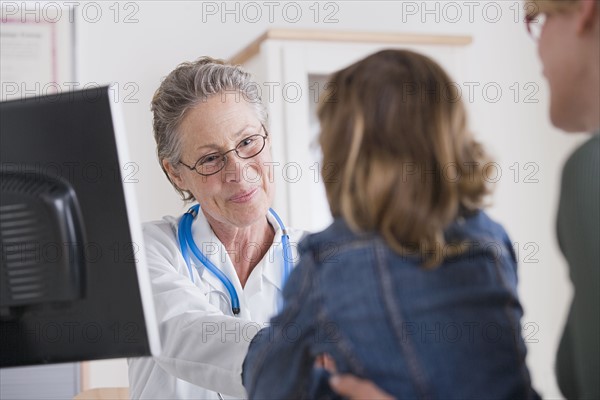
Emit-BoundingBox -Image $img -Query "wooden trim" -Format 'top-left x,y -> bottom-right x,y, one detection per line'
228,28 -> 472,65
228,31 -> 270,67
80,361 -> 90,391
74,387 -> 129,399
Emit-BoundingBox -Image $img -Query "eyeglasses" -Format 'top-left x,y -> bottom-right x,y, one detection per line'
179,124 -> 269,176
525,12 -> 547,41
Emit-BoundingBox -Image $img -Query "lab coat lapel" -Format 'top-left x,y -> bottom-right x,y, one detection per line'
258,212 -> 285,292
190,211 -> 245,303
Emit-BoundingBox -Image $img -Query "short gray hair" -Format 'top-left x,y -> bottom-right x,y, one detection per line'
151,56 -> 268,201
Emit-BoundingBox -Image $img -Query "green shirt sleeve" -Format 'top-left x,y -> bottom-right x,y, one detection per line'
556,133 -> 600,400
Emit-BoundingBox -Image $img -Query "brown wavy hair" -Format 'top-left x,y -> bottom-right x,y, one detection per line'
525,0 -> 583,14
317,49 -> 491,268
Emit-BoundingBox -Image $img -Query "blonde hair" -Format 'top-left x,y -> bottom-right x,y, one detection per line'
318,49 -> 491,268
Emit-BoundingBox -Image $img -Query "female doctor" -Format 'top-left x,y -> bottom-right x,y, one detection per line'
128,57 -> 304,399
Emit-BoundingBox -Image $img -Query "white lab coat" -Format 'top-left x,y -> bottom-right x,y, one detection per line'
128,210 -> 305,399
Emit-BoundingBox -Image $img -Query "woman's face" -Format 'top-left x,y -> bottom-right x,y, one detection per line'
167,94 -> 274,229
537,9 -> 587,132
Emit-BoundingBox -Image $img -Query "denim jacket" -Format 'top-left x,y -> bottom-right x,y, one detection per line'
243,211 -> 539,399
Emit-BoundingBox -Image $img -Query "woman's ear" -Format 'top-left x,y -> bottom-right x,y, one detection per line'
576,0 -> 599,35
162,159 -> 187,191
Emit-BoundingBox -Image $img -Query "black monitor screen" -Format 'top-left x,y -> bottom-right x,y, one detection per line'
0,86 -> 160,367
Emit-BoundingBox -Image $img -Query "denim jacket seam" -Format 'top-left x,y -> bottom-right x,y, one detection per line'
312,247 -> 369,376
314,238 -> 375,262
246,249 -> 318,398
491,251 -> 532,399
314,241 -> 373,377
373,241 -> 433,399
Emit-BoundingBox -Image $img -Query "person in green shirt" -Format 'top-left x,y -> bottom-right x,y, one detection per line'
527,0 -> 599,398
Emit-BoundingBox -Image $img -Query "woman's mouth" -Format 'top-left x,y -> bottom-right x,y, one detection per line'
228,188 -> 258,203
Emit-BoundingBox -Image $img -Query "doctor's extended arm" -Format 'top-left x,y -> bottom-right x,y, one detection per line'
141,223 -> 256,397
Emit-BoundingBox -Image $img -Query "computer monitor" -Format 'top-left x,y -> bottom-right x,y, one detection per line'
0,86 -> 160,367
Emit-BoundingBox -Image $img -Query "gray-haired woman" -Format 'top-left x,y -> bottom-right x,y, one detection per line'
128,57 -> 304,399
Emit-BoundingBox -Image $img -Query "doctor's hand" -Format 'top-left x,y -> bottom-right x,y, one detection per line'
321,355 -> 395,400
329,374 -> 395,400
314,353 -> 336,370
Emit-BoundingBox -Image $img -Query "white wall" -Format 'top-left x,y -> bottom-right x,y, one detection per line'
71,1 -> 586,397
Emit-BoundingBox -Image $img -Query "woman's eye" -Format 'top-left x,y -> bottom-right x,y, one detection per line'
240,137 -> 255,147
200,154 -> 220,164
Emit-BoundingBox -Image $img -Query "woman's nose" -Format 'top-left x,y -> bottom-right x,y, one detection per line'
221,153 -> 243,183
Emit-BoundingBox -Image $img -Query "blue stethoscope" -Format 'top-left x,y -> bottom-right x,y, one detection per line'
178,204 -> 293,315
